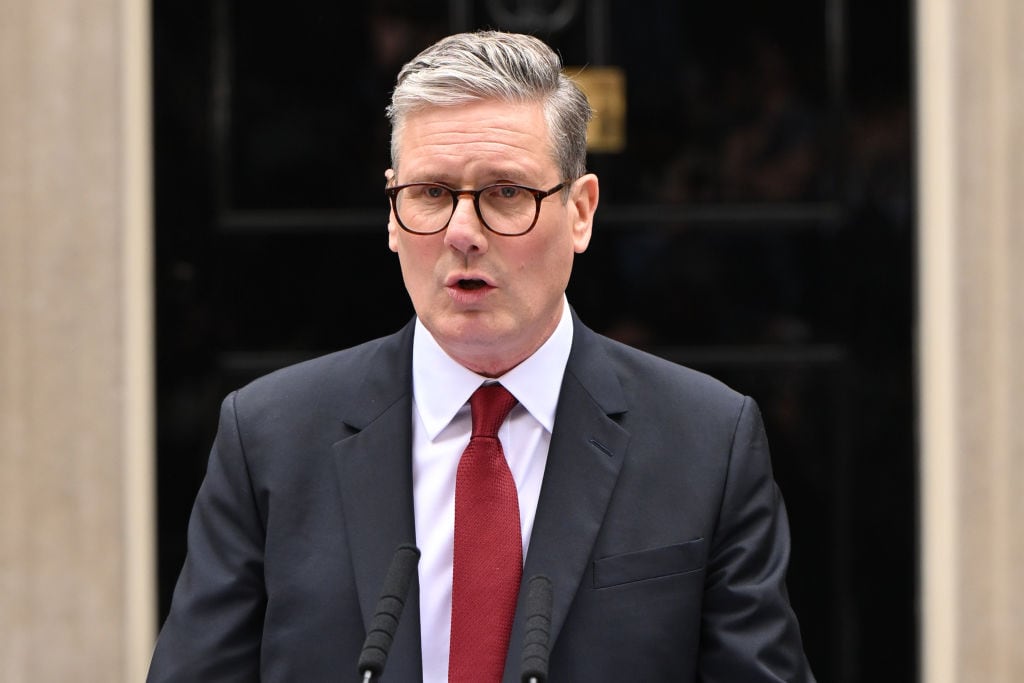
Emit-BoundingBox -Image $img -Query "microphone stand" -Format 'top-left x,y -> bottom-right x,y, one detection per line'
357,544 -> 420,682
520,575 -> 553,683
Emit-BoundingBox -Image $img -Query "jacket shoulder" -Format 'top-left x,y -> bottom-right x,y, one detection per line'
585,329 -> 748,417
231,321 -> 414,424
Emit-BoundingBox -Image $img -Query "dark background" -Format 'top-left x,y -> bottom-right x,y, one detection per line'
153,2 -> 915,680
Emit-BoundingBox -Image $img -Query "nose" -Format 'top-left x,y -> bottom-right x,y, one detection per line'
443,191 -> 489,255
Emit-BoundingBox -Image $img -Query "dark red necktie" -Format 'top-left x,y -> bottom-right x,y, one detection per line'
449,383 -> 522,682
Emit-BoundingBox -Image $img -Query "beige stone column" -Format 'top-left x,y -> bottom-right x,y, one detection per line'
918,0 -> 1024,681
0,0 -> 155,681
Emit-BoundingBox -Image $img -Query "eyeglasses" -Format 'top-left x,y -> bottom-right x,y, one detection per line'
386,182 -> 568,236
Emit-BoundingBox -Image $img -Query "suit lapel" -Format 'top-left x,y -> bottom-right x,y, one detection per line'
503,317 -> 631,681
332,321 -> 423,681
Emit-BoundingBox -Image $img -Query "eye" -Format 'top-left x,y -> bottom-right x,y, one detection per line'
424,185 -> 447,199
489,185 -> 524,201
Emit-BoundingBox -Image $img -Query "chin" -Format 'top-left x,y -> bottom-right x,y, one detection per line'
442,323 -> 510,350
435,318 -> 518,355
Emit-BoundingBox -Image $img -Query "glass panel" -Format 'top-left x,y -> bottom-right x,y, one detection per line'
226,3 -> 448,209
570,223 -> 842,346
598,0 -> 832,204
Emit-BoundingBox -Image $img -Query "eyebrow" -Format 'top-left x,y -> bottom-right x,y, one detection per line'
403,167 -> 538,187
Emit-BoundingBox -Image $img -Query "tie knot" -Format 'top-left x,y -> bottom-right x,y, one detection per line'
469,383 -> 518,438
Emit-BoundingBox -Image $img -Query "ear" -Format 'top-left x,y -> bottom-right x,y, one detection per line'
388,216 -> 400,253
385,168 -> 400,253
569,173 -> 599,253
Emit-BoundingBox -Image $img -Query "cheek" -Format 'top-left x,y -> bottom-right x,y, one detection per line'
396,247 -> 422,284
518,236 -> 575,290
396,237 -> 443,294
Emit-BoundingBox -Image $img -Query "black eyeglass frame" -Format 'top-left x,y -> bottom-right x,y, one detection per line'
385,181 -> 569,236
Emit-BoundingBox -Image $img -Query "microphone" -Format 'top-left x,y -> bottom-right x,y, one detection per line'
520,575 -> 553,683
357,543 -> 421,682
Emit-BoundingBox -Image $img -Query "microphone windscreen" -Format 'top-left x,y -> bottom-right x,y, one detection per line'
358,544 -> 421,677
521,574 -> 553,682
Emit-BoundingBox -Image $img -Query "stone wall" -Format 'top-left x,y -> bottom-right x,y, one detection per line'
918,0 -> 1024,681
0,0 -> 154,680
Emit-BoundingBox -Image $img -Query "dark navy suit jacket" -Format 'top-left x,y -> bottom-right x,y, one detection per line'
148,313 -> 815,681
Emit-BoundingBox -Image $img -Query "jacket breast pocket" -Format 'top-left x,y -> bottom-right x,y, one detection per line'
592,538 -> 706,589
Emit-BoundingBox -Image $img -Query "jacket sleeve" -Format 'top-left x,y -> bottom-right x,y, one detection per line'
147,391 -> 267,682
698,396 -> 817,682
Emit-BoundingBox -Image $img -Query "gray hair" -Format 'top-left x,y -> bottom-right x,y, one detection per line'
386,31 -> 593,183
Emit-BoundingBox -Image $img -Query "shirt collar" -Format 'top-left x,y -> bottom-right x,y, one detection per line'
412,296 -> 573,439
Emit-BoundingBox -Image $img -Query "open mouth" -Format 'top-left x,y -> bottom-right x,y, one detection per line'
457,279 -> 487,290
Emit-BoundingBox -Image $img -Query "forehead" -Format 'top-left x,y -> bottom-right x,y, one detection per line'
395,99 -> 557,182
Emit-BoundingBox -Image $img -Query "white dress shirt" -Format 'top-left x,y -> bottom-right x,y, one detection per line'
411,297 -> 573,682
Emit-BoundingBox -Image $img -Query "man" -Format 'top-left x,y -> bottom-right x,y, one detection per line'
149,30 -> 815,681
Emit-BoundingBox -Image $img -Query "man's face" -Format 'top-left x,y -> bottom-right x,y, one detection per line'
388,99 -> 598,376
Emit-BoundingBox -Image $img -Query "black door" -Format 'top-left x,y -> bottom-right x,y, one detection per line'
154,2 -> 915,680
